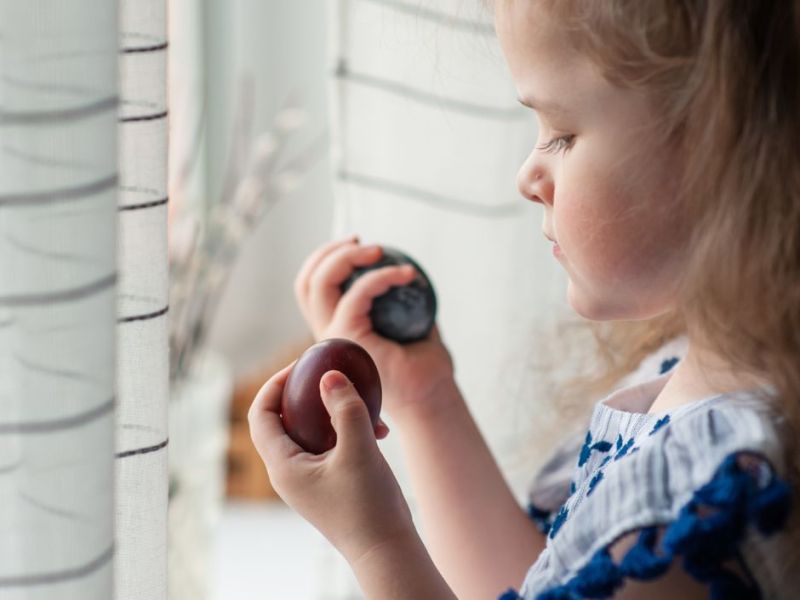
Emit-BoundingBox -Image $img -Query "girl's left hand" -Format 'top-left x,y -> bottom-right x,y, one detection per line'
248,361 -> 417,564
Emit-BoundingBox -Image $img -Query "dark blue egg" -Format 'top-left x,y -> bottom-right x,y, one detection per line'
340,246 -> 437,344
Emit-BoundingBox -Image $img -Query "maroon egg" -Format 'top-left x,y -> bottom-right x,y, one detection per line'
281,338 -> 382,454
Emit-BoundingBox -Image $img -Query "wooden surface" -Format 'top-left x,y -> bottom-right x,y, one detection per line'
225,334 -> 315,501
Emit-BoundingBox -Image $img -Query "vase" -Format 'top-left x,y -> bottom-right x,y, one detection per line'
167,349 -> 234,600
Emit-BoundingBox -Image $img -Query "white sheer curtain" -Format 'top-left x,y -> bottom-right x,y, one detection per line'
0,1 -> 119,598
116,0 -> 169,598
320,0 -> 571,596
0,0 -> 168,599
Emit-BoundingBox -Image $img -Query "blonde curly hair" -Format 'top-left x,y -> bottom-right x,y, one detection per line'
497,1 -> 800,484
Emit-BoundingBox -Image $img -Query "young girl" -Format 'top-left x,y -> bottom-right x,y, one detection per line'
248,1 -> 800,597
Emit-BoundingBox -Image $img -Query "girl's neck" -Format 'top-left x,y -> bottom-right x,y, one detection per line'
648,341 -> 772,414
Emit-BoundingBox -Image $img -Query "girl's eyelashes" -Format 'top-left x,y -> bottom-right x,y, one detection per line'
536,134 -> 575,154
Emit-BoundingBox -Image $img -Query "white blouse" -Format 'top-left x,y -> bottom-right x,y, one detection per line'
501,336 -> 798,599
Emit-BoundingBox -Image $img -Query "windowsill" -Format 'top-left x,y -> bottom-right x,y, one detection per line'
211,499 -> 330,599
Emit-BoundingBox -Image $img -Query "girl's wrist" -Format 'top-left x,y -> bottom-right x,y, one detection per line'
349,528 -> 457,600
390,376 -> 464,427
348,527 -> 422,571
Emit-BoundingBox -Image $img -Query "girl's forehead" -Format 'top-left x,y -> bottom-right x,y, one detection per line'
495,0 -> 577,62
496,6 -> 598,104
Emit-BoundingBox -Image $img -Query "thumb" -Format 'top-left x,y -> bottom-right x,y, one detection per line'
319,370 -> 376,457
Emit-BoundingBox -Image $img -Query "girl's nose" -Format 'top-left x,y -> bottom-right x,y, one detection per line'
516,156 -> 552,206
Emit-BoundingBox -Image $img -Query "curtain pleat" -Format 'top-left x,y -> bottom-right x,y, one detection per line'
116,0 -> 169,598
1,1 -> 169,597
0,1 -> 119,598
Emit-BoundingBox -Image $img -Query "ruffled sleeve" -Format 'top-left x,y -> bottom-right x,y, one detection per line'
523,336 -> 689,536
533,451 -> 792,599
503,396 -> 797,600
525,429 -> 585,534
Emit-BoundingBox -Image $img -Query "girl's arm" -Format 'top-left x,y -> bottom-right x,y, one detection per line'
351,530 -> 458,599
392,378 -> 546,600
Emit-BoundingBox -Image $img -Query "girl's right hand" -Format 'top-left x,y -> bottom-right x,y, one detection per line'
293,236 -> 457,418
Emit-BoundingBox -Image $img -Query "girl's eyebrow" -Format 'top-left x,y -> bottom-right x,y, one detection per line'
517,95 -> 569,116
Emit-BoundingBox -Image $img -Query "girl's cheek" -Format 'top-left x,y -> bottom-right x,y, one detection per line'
556,193 -> 627,276
554,191 -> 595,253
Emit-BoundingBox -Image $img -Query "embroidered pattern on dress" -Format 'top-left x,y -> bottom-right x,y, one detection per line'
546,416 -> 673,542
577,431 -> 613,467
649,415 -> 671,435
587,471 -> 604,496
531,452 -> 792,600
613,435 -> 636,461
549,506 -> 569,540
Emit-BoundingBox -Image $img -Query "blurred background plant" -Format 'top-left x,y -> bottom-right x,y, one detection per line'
168,78 -> 327,385
165,72 -> 327,600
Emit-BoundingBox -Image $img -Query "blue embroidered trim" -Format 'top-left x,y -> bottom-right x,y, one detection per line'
549,506 -> 569,540
532,452 -> 792,600
569,548 -> 621,597
578,431 -> 613,467
659,356 -> 680,374
587,471 -> 604,496
649,414 -> 671,435
528,503 -> 553,535
614,436 -> 635,460
498,588 -> 524,600
618,527 -> 672,578
593,440 -> 613,453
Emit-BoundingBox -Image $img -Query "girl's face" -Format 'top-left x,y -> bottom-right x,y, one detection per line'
496,2 -> 690,321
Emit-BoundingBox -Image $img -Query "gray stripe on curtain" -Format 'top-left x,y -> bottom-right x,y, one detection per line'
359,0 -> 495,34
115,0 -> 169,598
0,1 -> 119,597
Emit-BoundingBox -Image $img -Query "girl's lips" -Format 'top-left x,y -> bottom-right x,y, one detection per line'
543,231 -> 561,257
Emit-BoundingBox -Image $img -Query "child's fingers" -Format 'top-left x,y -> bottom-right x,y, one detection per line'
319,371 -> 378,459
248,361 -> 303,463
334,265 -> 417,326
375,418 -> 390,440
306,244 -> 387,326
249,361 -> 295,414
294,235 -> 358,306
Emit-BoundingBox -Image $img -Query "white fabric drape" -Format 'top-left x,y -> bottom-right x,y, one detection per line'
322,0 -> 570,596
0,1 -> 119,598
0,0 -> 168,598
116,0 -> 169,598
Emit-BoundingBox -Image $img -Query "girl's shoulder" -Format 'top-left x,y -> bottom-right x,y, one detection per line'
513,385 -> 797,600
525,334 -> 691,527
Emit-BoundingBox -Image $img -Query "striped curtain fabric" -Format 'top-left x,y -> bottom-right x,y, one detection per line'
321,0 -> 569,596
116,0 -> 169,598
0,0 -> 168,598
0,2 -> 119,597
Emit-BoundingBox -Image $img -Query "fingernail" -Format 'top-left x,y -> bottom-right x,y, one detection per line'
323,371 -> 348,392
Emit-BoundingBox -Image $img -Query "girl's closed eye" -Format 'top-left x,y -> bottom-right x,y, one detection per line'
536,134 -> 575,154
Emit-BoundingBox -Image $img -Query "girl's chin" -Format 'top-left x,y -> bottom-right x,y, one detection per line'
566,281 -> 618,322
568,281 -> 676,322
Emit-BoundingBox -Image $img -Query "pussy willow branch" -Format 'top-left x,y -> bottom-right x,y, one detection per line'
187,131 -> 330,378
169,81 -> 323,383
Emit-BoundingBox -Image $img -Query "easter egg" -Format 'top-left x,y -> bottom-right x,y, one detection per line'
281,338 -> 382,454
340,246 -> 437,343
